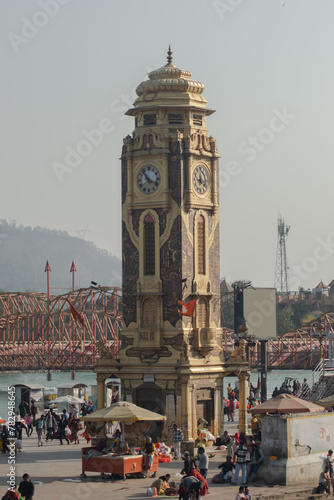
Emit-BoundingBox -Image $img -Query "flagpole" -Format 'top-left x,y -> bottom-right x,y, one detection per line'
70,261 -> 77,380
45,261 -> 52,381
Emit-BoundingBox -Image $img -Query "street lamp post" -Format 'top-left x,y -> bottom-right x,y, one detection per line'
314,320 -> 326,361
237,321 -> 249,435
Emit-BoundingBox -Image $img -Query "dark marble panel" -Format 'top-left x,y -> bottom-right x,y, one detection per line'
161,215 -> 182,326
169,139 -> 185,207
122,221 -> 138,327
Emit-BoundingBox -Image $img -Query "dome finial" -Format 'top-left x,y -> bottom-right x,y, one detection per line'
167,45 -> 173,65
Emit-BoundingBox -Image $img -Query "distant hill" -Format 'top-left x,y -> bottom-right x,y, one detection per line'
0,220 -> 121,292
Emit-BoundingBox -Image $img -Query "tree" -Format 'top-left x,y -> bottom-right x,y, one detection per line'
291,300 -> 312,328
277,304 -> 295,335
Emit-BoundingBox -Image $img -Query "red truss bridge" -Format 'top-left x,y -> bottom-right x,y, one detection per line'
0,286 -> 333,373
222,312 -> 334,370
0,287 -> 122,374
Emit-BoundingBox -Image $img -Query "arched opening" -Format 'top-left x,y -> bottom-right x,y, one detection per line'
144,214 -> 155,275
197,297 -> 207,328
142,298 -> 157,327
197,215 -> 205,275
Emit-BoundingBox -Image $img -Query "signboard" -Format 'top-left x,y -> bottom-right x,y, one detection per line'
31,389 -> 44,401
243,288 -> 277,339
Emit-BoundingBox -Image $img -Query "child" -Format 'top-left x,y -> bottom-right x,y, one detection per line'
235,485 -> 247,500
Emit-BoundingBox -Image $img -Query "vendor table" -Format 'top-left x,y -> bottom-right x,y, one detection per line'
81,447 -> 159,480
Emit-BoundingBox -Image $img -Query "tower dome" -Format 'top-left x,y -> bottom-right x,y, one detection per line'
127,46 -> 214,115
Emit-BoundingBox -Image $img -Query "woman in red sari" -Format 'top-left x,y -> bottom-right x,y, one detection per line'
189,461 -> 209,496
68,415 -> 80,444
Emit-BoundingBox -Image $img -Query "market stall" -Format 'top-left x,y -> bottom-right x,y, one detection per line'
81,447 -> 159,480
80,401 -> 166,480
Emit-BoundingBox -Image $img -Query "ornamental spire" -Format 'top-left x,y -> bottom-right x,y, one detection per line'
166,45 -> 173,65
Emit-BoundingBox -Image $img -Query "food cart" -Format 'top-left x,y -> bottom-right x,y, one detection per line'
81,447 -> 159,480
80,401 -> 165,480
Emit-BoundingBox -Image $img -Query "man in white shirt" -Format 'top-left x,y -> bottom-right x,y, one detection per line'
71,406 -> 79,418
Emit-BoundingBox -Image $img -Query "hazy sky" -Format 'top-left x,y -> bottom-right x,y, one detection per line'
1,0 -> 334,291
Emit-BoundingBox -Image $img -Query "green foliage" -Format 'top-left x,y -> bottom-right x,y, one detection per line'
291,300 -> 312,328
0,220 -> 121,292
277,304 -> 295,335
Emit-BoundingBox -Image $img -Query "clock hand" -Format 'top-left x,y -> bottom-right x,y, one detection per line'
143,172 -> 150,183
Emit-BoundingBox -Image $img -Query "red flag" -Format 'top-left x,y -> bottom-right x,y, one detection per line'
66,299 -> 84,325
178,298 -> 198,317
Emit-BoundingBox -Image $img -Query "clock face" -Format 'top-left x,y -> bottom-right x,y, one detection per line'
193,165 -> 209,194
137,165 -> 161,194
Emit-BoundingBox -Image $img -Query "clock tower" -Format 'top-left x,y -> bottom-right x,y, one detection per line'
97,48 -> 240,442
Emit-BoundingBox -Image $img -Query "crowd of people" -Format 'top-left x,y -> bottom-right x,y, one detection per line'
1,397 -> 94,453
147,440 -> 257,499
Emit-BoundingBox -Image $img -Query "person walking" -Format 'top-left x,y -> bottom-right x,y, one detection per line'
172,423 -> 184,459
58,414 -> 69,445
229,396 -> 235,422
18,474 -> 34,500
1,424 -> 10,454
223,399 -> 231,422
24,414 -> 33,437
45,411 -> 56,442
197,446 -> 209,479
141,436 -> 155,471
36,415 -> 45,447
233,441 -> 248,485
30,400 -> 38,427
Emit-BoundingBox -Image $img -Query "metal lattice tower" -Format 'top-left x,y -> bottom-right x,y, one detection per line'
274,214 -> 290,294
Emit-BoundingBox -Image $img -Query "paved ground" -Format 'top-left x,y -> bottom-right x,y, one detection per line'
0,415 -> 314,500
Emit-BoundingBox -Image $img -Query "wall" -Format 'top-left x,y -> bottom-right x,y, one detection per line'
257,412 -> 334,485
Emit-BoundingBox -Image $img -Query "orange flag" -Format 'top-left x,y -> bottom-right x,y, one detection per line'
178,298 -> 198,317
66,299 -> 84,325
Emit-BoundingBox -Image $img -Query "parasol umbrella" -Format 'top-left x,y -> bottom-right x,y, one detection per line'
80,401 -> 166,422
80,401 -> 166,445
49,395 -> 84,405
48,395 -> 84,414
316,395 -> 334,408
248,393 -> 325,414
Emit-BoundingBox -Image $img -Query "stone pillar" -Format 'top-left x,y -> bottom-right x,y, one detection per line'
191,388 -> 197,441
165,394 -> 176,429
238,372 -> 248,434
97,374 -> 106,410
181,380 -> 192,441
213,386 -> 220,438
